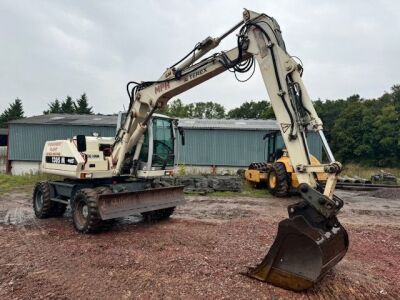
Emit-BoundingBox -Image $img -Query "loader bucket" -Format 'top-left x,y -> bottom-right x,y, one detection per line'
247,213 -> 348,291
97,186 -> 185,220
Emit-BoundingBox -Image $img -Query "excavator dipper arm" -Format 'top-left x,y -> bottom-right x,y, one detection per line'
111,9 -> 349,291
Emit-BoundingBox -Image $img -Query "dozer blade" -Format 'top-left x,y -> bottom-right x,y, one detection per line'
247,203 -> 349,291
97,186 -> 185,220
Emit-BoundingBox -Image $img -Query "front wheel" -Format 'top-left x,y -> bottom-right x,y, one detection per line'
72,188 -> 103,233
267,162 -> 289,197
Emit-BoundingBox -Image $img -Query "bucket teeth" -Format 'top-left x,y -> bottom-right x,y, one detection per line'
247,211 -> 349,291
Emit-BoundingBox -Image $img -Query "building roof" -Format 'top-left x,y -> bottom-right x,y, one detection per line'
9,114 -> 117,127
178,118 -> 279,131
9,114 -> 280,131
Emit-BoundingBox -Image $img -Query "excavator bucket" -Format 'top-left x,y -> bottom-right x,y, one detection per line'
247,202 -> 349,291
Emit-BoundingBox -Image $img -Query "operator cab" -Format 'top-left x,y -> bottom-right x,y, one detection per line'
263,130 -> 286,163
117,112 -> 177,177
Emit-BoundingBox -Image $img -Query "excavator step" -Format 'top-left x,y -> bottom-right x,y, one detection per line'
97,186 -> 185,220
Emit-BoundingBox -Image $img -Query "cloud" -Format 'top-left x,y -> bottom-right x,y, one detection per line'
0,0 -> 399,115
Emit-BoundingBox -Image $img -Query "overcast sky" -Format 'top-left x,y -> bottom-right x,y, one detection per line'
0,0 -> 399,116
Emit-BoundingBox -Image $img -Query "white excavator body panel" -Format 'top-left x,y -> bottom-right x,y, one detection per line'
41,115 -> 176,179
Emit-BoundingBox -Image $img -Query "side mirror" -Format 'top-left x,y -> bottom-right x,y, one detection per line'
178,128 -> 185,146
76,135 -> 87,152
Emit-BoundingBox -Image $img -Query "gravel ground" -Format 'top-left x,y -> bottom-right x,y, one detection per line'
0,188 -> 399,299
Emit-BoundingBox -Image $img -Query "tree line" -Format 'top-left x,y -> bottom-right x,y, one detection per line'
0,93 -> 93,127
158,99 -> 275,119
1,85 -> 399,166
159,85 -> 400,167
314,85 -> 399,167
43,94 -> 93,115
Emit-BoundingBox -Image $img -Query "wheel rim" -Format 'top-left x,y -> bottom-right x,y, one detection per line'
35,190 -> 43,211
82,205 -> 89,218
75,200 -> 88,227
269,173 -> 277,188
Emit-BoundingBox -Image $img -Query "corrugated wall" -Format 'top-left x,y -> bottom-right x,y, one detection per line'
177,129 -> 267,166
8,123 -> 322,166
8,124 -> 116,161
177,129 -> 322,166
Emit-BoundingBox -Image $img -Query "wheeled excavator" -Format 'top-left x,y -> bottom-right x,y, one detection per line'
33,9 -> 348,292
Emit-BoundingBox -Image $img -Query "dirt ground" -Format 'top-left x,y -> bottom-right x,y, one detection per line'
0,187 -> 399,299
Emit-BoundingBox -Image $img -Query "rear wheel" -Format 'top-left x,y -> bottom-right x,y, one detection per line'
33,181 -> 67,218
72,188 -> 103,233
267,162 -> 289,197
33,181 -> 54,218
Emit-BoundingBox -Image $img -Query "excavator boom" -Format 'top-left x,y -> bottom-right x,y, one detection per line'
110,9 -> 349,291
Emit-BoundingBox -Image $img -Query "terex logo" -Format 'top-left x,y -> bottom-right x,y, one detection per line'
155,82 -> 170,94
184,67 -> 207,82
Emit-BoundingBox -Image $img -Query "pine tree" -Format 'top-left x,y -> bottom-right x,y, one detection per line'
61,96 -> 76,114
74,93 -> 93,114
43,99 -> 62,114
0,98 -> 25,127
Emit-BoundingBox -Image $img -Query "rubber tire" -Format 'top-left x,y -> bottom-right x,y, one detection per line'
267,162 -> 289,197
72,188 -> 103,234
33,181 -> 55,218
141,207 -> 175,222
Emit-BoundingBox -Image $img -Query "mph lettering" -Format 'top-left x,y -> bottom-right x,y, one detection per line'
184,67 -> 207,82
154,82 -> 170,94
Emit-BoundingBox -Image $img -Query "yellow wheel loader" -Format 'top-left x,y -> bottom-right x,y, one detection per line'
34,9 -> 348,292
245,131 -> 327,197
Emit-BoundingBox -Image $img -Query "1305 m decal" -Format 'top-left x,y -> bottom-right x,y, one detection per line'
45,156 -> 77,165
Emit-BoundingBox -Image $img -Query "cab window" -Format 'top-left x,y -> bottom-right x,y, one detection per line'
152,118 -> 174,167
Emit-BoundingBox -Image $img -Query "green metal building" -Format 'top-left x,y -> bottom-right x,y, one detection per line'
177,118 -> 322,167
7,114 -> 322,174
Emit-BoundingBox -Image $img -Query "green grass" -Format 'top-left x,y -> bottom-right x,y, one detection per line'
0,173 -> 61,192
342,164 -> 400,180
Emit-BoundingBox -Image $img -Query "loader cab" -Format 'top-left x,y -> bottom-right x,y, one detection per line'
117,112 -> 177,177
263,130 -> 286,162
